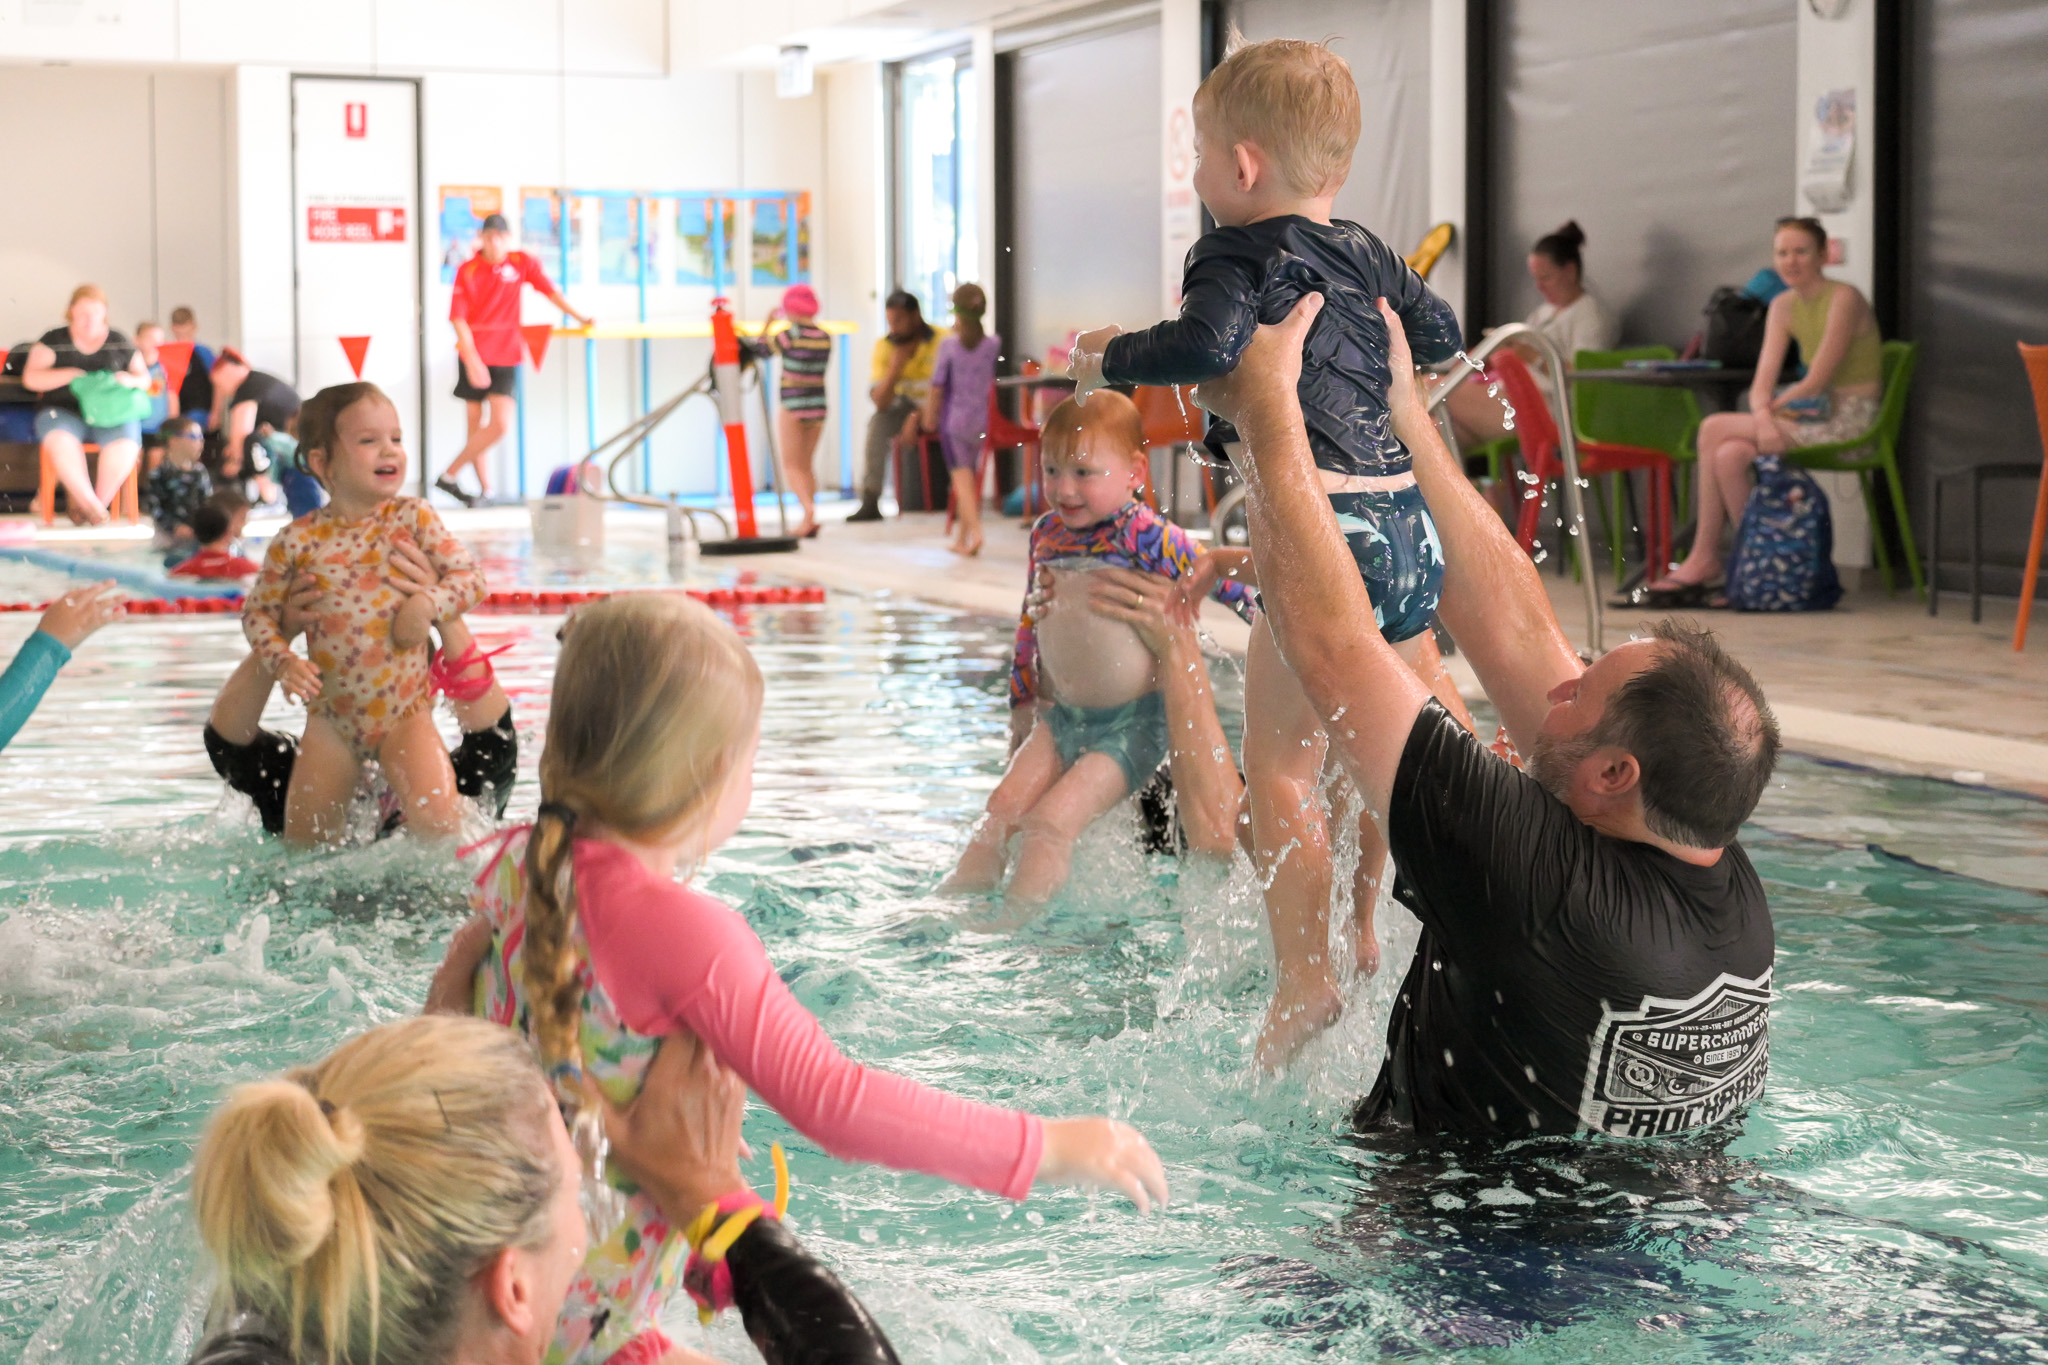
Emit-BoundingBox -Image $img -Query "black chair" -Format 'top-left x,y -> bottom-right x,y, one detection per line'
1929,463 -> 2041,621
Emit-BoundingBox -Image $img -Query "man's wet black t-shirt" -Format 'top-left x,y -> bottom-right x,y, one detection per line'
1359,703 -> 1774,1141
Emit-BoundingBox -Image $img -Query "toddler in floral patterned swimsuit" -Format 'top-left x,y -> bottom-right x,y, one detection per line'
243,381 -> 485,846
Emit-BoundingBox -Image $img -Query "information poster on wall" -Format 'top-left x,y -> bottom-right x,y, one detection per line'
750,193 -> 812,287
674,196 -> 737,287
595,198 -> 644,285
520,188 -> 581,284
438,185 -> 501,283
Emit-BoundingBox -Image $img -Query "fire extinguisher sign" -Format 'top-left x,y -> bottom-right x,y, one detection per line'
345,103 -> 367,138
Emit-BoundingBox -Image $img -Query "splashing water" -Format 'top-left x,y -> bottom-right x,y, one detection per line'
3,581 -> 2047,1363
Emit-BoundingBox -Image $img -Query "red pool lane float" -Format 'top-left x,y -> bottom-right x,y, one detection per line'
0,585 -> 824,619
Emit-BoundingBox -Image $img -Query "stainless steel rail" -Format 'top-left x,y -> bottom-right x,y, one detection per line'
1424,323 -> 1602,656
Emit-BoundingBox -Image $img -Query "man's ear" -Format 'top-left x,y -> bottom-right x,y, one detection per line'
475,1245 -> 540,1336
1588,748 -> 1640,799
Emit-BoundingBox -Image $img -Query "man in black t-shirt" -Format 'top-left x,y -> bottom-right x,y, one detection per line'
1199,294 -> 1779,1143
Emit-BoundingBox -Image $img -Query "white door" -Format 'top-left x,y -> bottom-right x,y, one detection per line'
292,77 -> 422,488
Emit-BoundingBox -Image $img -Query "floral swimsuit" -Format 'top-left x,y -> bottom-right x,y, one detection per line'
243,497 -> 484,761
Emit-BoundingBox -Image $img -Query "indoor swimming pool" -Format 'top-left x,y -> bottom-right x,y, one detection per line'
2,549 -> 2045,1364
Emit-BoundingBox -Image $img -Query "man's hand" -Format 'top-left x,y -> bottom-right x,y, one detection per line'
1194,294 -> 1321,433
36,582 -> 123,650
1068,325 -> 1121,399
601,1031 -> 751,1226
464,356 -> 492,391
279,574 -> 323,642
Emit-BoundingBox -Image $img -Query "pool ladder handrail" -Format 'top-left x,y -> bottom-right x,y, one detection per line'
600,372 -> 731,543
1424,322 -> 1601,658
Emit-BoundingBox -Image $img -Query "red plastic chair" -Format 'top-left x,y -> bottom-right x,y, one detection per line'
984,382 -> 1046,523
891,428 -> 941,516
1491,351 -> 1673,577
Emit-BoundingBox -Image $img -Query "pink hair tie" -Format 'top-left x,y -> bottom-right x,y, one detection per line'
429,642 -> 511,702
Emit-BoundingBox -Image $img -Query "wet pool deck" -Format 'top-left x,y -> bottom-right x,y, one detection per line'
14,500 -> 2046,796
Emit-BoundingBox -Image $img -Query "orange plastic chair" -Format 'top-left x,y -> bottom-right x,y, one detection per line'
35,443 -> 141,526
1132,383 -> 1206,515
2015,342 -> 2048,650
1491,351 -> 1673,578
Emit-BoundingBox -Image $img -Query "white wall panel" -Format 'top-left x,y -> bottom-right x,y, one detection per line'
179,0 -> 377,69
151,70 -> 234,340
567,0 -> 668,77
375,0 -> 561,74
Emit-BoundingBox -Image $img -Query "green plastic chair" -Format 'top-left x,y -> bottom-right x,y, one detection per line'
1779,339 -> 1923,597
1573,346 -> 1702,580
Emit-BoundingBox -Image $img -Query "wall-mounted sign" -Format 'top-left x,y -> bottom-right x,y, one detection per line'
308,204 -> 407,243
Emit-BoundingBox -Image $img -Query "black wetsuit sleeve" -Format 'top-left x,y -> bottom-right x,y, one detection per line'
727,1217 -> 901,1365
1391,269 -> 1464,367
1385,702 -> 1588,952
1101,250 -> 1263,386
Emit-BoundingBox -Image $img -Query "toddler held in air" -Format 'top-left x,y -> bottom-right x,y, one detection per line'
1071,38 -> 1473,1069
941,392 -> 1254,907
242,381 -> 484,846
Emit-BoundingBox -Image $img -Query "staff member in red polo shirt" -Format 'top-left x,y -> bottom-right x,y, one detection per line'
436,213 -> 591,506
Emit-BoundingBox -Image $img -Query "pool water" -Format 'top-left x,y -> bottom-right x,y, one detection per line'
3,551 -> 2046,1363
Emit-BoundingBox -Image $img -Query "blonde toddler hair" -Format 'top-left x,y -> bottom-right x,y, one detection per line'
1040,391 -> 1145,469
192,1015 -> 560,1365
1193,37 -> 1360,198
524,593 -> 764,1076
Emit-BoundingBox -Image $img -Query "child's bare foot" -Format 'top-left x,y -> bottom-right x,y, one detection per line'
1255,976 -> 1344,1072
1352,902 -> 1381,976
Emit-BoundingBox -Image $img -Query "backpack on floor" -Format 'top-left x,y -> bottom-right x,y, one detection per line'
1724,455 -> 1843,612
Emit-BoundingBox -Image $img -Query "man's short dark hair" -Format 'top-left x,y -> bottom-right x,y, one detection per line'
1595,620 -> 1780,848
191,504 -> 231,545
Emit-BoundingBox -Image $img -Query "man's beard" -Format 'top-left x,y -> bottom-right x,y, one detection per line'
1526,729 -> 1600,804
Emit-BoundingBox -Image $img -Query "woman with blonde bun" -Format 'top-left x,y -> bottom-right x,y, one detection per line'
437,592 -> 1168,1365
189,1015 -> 898,1365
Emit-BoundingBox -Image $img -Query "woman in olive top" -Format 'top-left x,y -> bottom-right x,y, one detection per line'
1646,216 -> 1883,600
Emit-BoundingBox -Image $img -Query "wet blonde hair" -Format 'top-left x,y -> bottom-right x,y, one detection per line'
524,593 -> 764,1074
1194,37 -> 1360,198
1040,392 -> 1145,470
192,1015 -> 559,1365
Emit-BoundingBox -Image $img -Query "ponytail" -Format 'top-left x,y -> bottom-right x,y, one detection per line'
193,1016 -> 558,1365
521,800 -> 587,1085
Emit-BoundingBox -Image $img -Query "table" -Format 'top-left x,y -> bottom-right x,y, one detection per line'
1572,366 -> 1755,391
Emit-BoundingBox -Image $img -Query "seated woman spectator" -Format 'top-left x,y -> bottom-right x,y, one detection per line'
1641,216 -> 1882,603
19,285 -> 154,524
850,290 -> 946,523
186,1014 -> 900,1365
1433,221 -> 1617,454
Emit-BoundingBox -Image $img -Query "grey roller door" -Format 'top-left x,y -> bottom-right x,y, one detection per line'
1486,1 -> 1794,347
1906,0 -> 2048,590
1007,18 -> 1163,365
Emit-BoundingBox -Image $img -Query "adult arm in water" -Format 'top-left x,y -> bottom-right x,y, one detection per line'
0,583 -> 122,753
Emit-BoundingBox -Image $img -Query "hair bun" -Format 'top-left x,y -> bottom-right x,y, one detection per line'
1555,220 -> 1586,247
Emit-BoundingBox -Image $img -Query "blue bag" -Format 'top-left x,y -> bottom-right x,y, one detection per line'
1723,455 -> 1843,612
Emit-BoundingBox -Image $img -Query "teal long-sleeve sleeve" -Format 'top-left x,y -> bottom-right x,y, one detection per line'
0,631 -> 71,753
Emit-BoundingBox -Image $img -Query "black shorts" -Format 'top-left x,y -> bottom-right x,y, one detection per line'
205,704 -> 519,833
454,364 -> 519,401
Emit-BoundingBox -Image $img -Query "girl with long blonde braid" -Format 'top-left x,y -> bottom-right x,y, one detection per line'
442,594 -> 1167,1365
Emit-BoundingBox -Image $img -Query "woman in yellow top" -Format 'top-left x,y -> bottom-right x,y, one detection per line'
849,289 -> 948,522
1648,216 -> 1883,600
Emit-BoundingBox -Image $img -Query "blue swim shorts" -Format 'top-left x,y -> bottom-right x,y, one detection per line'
1327,485 -> 1444,644
35,407 -> 142,448
1047,690 -> 1169,792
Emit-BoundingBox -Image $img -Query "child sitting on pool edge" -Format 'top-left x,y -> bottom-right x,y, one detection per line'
242,381 -> 484,846
939,392 -> 1255,907
428,593 -> 1167,1365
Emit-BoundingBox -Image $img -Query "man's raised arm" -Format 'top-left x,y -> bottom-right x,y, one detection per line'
1377,300 -> 1582,754
1198,295 -> 1428,824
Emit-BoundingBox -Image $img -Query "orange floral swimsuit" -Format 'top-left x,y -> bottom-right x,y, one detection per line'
243,497 -> 485,760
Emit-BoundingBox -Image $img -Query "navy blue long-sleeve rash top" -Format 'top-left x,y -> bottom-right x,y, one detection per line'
1102,216 -> 1463,477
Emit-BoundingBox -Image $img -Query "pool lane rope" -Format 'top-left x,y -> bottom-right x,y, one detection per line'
0,584 -> 828,618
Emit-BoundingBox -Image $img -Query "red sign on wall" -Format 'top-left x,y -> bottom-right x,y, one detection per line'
307,206 -> 408,243
345,103 -> 367,138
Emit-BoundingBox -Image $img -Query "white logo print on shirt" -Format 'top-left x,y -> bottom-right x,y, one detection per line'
1576,969 -> 1772,1137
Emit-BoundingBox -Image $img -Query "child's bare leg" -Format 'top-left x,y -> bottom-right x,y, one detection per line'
941,721 -> 1061,894
1245,619 -> 1342,1071
1005,752 -> 1131,907
282,714 -> 363,848
379,708 -> 463,841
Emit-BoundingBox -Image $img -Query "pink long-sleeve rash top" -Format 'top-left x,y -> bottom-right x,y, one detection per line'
573,839 -> 1044,1200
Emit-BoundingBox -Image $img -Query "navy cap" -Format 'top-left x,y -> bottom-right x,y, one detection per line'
479,213 -> 510,233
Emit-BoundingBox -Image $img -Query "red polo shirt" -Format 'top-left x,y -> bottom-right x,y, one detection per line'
450,250 -> 555,366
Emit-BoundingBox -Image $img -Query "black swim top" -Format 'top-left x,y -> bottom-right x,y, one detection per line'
1101,216 -> 1463,477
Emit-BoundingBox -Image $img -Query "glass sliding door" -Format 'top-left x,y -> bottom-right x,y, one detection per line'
891,50 -> 978,316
